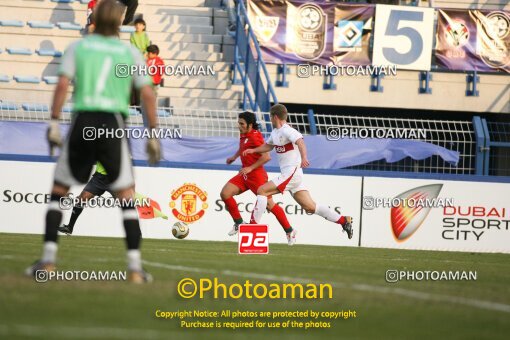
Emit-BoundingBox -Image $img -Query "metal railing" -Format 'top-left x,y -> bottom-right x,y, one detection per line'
483,121 -> 510,177
0,103 -> 260,138
3,101 -> 509,177
0,102 -> 494,176
232,0 -> 278,126
286,110 -> 478,175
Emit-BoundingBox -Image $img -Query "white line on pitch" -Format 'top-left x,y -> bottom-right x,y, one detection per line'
0,324 -> 175,339
142,260 -> 510,314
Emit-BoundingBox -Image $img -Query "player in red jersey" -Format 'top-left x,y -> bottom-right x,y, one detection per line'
221,111 -> 295,244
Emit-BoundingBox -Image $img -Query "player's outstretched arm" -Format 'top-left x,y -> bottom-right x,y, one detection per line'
296,138 -> 310,168
243,143 -> 274,156
226,149 -> 240,164
239,152 -> 270,176
140,85 -> 161,165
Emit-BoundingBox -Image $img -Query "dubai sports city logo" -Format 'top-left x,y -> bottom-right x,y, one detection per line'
391,184 -> 443,242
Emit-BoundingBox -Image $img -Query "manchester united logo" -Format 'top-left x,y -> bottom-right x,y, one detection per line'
169,183 -> 208,223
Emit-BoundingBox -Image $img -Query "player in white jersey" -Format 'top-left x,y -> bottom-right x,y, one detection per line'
244,104 -> 353,245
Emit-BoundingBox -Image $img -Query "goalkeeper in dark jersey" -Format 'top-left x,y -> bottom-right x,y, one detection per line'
57,161 -> 114,235
26,0 -> 161,283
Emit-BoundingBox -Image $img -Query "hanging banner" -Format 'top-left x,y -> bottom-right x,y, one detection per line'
248,0 -> 374,65
435,9 -> 510,73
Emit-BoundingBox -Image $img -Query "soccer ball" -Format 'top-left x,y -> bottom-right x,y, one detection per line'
172,221 -> 189,239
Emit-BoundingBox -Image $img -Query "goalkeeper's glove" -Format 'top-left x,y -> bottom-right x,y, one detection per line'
47,119 -> 62,156
146,137 -> 161,165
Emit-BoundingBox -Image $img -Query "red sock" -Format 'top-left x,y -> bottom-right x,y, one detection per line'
223,197 -> 242,221
270,204 -> 292,232
337,216 -> 346,226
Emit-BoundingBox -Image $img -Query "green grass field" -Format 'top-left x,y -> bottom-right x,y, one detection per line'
1,233 -> 509,339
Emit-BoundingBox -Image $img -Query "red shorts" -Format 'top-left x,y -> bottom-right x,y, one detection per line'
228,169 -> 270,197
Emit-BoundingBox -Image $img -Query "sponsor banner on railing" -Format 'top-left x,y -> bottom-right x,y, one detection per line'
248,0 -> 374,65
0,160 -> 362,247
360,177 -> 510,253
435,9 -> 510,73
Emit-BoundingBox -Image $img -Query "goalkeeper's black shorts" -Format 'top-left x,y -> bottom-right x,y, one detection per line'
53,111 -> 134,192
83,172 -> 114,197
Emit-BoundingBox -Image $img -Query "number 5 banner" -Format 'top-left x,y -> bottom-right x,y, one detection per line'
373,5 -> 435,71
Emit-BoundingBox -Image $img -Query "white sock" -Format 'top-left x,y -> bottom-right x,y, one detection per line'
250,195 -> 268,224
315,204 -> 341,223
42,241 -> 58,264
127,249 -> 142,272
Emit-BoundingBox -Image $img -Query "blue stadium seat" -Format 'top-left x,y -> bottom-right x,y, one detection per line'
14,76 -> 40,84
120,26 -> 135,33
0,75 -> 10,82
51,0 -> 75,3
57,22 -> 82,30
129,107 -> 141,115
6,47 -> 33,55
62,105 -> 73,113
28,21 -> 55,29
0,20 -> 24,27
0,102 -> 20,110
36,49 -> 63,57
43,76 -> 59,84
22,103 -> 49,112
157,109 -> 171,117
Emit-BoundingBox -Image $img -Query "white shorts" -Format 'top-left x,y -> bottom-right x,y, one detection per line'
271,167 -> 306,195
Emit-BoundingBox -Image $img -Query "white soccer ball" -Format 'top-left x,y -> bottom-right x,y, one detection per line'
172,221 -> 189,239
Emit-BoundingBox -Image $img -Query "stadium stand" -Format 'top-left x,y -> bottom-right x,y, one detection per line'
0,0 -> 242,109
